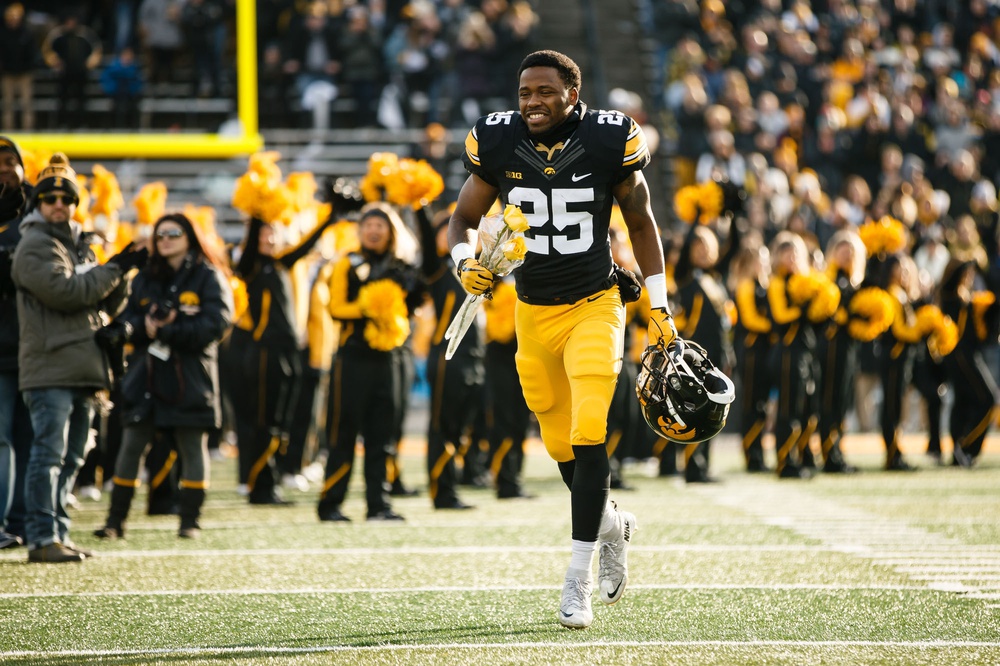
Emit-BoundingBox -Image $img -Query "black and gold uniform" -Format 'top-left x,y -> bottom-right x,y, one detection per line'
733,270 -> 771,472
319,245 -> 424,521
231,216 -> 333,504
671,224 -> 735,483
940,259 -> 1000,467
463,103 -> 648,461
416,207 -> 484,509
285,257 -> 339,481
815,265 -> 860,473
878,256 -> 923,471
767,262 -> 815,479
483,278 -> 533,499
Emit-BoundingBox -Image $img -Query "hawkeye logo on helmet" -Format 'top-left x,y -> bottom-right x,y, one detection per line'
657,416 -> 696,441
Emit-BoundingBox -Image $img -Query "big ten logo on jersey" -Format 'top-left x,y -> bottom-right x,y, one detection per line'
598,110 -> 625,126
505,171 -> 523,180
508,186 -> 596,256
486,111 -> 516,125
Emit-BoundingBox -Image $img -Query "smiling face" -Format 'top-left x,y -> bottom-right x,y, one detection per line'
518,66 -> 578,135
359,214 -> 392,254
154,220 -> 190,263
0,150 -> 23,195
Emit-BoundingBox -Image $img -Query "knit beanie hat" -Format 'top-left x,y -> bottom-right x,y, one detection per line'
33,152 -> 80,201
0,136 -> 23,167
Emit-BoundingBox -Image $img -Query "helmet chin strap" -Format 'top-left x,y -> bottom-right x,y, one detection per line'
663,395 -> 687,429
705,368 -> 736,405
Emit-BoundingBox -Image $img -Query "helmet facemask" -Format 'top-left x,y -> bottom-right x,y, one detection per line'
636,339 -> 735,443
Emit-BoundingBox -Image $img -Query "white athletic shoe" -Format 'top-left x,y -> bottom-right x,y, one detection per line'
281,473 -> 310,492
75,485 -> 102,502
558,572 -> 593,629
598,508 -> 636,605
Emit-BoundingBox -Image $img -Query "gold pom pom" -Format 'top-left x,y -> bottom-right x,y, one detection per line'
858,216 -> 908,257
848,287 -> 896,341
674,181 -> 724,225
929,317 -> 959,356
358,279 -> 410,351
133,182 -> 168,227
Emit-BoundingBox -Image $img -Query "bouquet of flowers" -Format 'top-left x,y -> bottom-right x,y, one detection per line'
443,204 -> 529,359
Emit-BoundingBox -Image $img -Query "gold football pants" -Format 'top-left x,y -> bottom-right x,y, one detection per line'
514,287 -> 625,462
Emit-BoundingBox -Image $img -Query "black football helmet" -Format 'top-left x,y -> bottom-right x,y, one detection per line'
636,339 -> 735,444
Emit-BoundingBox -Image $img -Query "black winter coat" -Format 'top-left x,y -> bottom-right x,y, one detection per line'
118,255 -> 232,429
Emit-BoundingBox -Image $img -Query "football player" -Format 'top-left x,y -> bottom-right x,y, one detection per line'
447,50 -> 676,629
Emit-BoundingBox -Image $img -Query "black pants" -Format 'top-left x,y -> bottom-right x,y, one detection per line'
231,332 -> 301,502
816,330 -> 854,467
281,350 -> 321,477
735,334 -> 770,470
426,349 -> 484,506
319,350 -> 398,516
912,346 -> 946,455
485,343 -> 531,497
605,355 -> 638,485
945,348 -> 998,462
145,429 -> 180,513
770,342 -> 815,475
386,345 -> 415,491
57,72 -> 88,127
879,345 -> 913,467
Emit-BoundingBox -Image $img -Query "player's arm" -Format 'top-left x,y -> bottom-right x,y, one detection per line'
614,170 -> 677,347
448,173 -> 500,295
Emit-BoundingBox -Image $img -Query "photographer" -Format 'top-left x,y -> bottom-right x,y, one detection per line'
12,153 -> 135,563
94,213 -> 232,540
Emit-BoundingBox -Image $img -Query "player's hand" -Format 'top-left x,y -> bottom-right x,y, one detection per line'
458,258 -> 495,295
648,307 -> 678,349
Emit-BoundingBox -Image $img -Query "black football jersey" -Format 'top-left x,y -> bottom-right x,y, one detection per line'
462,104 -> 651,304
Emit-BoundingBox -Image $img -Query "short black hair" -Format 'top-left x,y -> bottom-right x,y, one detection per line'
517,50 -> 582,91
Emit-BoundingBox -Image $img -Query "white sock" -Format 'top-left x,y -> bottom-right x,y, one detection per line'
568,540 -> 597,577
598,501 -> 620,542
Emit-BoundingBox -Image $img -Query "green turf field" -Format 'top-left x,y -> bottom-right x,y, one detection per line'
2,438 -> 999,665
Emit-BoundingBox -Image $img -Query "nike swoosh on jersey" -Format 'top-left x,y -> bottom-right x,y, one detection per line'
571,172 -> 591,182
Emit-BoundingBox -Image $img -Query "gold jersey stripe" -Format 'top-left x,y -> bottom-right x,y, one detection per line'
623,120 -> 648,166
465,127 -> 480,166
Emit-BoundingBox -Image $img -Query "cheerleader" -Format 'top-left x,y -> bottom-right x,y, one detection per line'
318,203 -> 425,521
230,214 -> 334,504
767,232 -> 814,479
815,230 -> 867,473
672,224 -> 736,483
877,254 -> 923,470
731,243 -> 772,472
938,258 -> 1000,467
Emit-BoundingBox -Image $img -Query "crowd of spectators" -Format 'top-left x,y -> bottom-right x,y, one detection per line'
0,0 -> 539,131
631,0 -> 1000,474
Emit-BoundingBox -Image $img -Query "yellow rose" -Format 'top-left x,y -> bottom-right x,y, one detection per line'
502,236 -> 527,262
503,204 -> 530,233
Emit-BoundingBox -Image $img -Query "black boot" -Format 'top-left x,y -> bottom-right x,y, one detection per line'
94,484 -> 135,539
178,487 -> 206,539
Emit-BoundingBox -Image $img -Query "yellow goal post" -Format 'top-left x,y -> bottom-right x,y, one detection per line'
8,0 -> 263,159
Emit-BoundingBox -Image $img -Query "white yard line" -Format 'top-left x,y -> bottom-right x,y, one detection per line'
6,639 -> 1000,659
702,483 -> 999,597
0,582 -> 928,599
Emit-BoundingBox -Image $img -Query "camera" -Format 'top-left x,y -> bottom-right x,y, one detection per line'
150,301 -> 174,321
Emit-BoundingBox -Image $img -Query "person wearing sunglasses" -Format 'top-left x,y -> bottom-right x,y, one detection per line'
94,213 -> 233,540
10,153 -> 140,563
